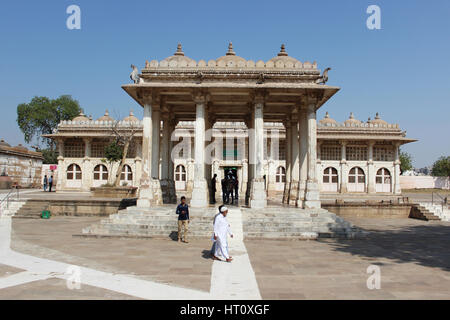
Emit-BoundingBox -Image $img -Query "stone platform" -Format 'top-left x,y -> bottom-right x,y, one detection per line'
80,205 -> 367,240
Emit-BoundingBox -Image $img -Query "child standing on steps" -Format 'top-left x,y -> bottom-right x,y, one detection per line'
176,196 -> 190,243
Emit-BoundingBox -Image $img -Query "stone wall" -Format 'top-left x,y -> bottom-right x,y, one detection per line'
323,203 -> 412,218
0,154 -> 43,188
400,176 -> 450,190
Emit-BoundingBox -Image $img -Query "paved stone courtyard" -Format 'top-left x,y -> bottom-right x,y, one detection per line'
0,213 -> 449,300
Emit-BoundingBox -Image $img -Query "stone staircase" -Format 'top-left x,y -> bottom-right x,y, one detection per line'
411,203 -> 442,221
416,202 -> 449,221
82,206 -> 217,239
0,200 -> 26,217
13,200 -> 49,219
242,207 -> 367,240
81,205 -> 367,240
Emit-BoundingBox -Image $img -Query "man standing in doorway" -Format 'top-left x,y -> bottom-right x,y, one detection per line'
211,174 -> 217,204
212,206 -> 233,262
176,196 -> 190,243
48,175 -> 53,192
43,175 -> 48,192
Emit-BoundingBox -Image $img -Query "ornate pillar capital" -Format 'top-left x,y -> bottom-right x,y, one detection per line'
192,90 -> 210,104
251,89 -> 268,104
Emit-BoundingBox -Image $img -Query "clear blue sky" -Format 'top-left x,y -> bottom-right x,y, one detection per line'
0,0 -> 449,167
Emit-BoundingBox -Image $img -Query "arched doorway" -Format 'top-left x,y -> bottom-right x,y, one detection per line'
67,164 -> 82,188
93,164 -> 108,187
322,167 -> 338,192
376,168 -> 391,193
175,165 -> 186,190
348,167 -> 365,192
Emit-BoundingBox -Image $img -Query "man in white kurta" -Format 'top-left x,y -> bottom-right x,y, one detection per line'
213,207 -> 233,262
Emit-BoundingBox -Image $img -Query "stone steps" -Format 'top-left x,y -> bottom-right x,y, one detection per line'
13,200 -> 49,219
412,204 -> 441,221
82,205 -> 367,240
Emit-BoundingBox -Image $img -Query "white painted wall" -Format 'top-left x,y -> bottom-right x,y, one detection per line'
400,176 -> 450,190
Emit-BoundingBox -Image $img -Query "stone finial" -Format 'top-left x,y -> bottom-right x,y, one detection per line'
105,109 -> 109,116
129,110 -> 134,116
325,111 -> 330,118
375,112 -> 380,119
174,43 -> 184,56
368,117 -> 371,122
226,42 -> 236,56
278,44 -> 288,56
349,112 -> 354,119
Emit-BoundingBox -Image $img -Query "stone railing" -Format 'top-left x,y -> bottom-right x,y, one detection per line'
318,122 -> 400,129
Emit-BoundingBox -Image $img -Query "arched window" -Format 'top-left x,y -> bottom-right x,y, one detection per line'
376,168 -> 391,193
67,164 -> 82,180
275,166 -> 286,183
121,165 -> 133,181
348,167 -> 365,192
175,165 -> 186,182
323,167 -> 339,192
93,164 -> 108,180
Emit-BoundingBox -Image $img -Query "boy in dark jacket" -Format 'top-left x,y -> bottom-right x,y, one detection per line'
176,196 -> 190,243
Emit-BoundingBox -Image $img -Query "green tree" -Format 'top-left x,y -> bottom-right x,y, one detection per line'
41,149 -> 58,164
17,95 -> 81,151
431,156 -> 450,177
399,151 -> 413,174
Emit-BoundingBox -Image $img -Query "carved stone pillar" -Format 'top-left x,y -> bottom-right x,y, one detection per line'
137,93 -> 154,208
304,101 -> 320,209
289,115 -> 299,206
56,138 -> 65,191
367,141 -> 376,194
393,142 -> 402,194
298,107 -> 308,208
340,141 -> 348,194
159,112 -> 171,203
283,120 -> 291,204
81,138 -> 92,192
191,92 -> 208,207
250,92 -> 267,208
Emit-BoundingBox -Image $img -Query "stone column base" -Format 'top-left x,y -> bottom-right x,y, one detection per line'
250,178 -> 267,209
151,179 -> 163,205
296,181 -> 306,208
191,179 -> 208,208
137,180 -> 153,208
289,180 -> 299,206
304,180 -> 321,209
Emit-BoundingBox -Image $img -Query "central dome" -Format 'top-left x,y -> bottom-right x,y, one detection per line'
215,42 -> 247,68
267,44 -> 302,68
159,43 -> 197,68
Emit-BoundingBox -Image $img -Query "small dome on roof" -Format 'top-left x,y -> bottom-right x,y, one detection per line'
0,139 -> 11,147
344,112 -> 362,126
267,44 -> 301,68
97,110 -> 114,122
123,110 -> 138,122
14,144 -> 28,151
73,111 -> 89,122
216,42 -> 247,67
160,43 -> 197,67
319,112 -> 338,125
369,113 -> 388,125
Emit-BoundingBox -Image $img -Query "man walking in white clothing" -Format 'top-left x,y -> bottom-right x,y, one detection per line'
212,206 -> 234,262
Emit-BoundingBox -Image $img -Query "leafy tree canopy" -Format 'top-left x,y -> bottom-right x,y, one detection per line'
104,141 -> 123,164
431,156 -> 450,177
41,149 -> 58,165
17,95 -> 81,149
399,151 -> 413,174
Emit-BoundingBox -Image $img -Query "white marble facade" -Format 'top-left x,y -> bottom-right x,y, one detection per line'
44,44 -> 416,208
